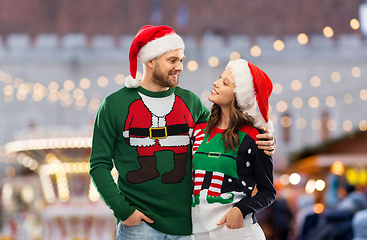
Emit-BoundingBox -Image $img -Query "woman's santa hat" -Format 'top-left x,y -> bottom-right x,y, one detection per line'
227,59 -> 274,133
125,25 -> 185,88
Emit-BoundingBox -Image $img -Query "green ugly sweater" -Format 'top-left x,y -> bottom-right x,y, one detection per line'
191,123 -> 276,233
89,86 -> 209,235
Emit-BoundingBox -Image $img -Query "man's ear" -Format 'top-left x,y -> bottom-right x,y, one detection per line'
146,59 -> 155,69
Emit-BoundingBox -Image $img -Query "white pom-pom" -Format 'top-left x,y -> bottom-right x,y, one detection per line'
251,112 -> 274,134
125,76 -> 140,88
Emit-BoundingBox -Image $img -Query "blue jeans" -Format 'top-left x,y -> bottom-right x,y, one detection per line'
116,221 -> 194,240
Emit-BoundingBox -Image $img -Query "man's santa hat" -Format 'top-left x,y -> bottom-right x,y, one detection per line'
227,59 -> 274,133
125,25 -> 185,88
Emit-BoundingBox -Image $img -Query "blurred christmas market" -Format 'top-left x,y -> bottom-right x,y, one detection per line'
0,0 -> 367,239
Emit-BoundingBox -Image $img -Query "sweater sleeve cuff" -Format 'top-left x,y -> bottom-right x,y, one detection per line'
114,204 -> 136,222
234,202 -> 254,219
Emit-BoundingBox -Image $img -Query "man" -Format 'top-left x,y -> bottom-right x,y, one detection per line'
89,25 -> 275,239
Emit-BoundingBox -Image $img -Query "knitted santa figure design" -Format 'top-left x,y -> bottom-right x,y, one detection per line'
121,25 -> 196,185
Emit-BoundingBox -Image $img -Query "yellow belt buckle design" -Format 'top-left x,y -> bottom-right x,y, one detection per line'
208,152 -> 221,158
149,126 -> 167,139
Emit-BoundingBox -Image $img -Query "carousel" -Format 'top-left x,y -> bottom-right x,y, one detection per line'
3,125 -> 116,240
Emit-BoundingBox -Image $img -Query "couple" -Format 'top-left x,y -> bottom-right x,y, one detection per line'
89,25 -> 276,240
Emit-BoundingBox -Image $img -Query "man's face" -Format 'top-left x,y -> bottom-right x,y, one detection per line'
152,49 -> 185,88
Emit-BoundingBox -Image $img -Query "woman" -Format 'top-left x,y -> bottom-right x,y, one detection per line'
191,59 -> 276,239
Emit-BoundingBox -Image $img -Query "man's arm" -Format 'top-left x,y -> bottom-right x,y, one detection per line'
89,99 -> 135,221
255,127 -> 275,156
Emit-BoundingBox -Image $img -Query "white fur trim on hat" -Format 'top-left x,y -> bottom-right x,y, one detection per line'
252,112 -> 274,134
138,34 -> 185,63
227,59 -> 256,111
125,75 -> 140,88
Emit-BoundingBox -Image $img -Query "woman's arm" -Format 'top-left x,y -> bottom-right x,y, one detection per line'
234,139 -> 276,219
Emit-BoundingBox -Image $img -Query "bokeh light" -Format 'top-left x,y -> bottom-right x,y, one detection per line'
292,97 -> 303,109
325,96 -> 336,107
250,46 -> 261,57
305,179 -> 316,194
350,19 -> 360,30
73,88 -> 84,100
291,80 -> 302,91
289,173 -> 301,185
281,116 -> 292,128
314,203 -> 324,214
48,82 -> 59,92
311,119 -> 321,130
297,33 -> 309,45
296,118 -> 307,129
327,120 -> 337,131
343,120 -> 353,131
97,76 -> 108,87
331,72 -> 341,83
273,83 -> 283,94
115,74 -> 125,85
276,101 -> 288,112
187,60 -> 198,71
273,40 -> 285,51
331,161 -> 345,176
2,73 -> 12,84
4,85 -> 14,96
80,78 -> 91,89
308,96 -> 319,108
351,67 -> 361,78
310,76 -> 321,87
323,26 -> 334,38
208,56 -> 219,67
359,120 -> 367,131
280,174 -> 290,185
17,88 -> 28,101
360,89 -> 367,100
230,51 -> 241,60
64,80 -> 75,91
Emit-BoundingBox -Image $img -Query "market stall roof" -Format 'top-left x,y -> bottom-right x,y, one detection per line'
287,129 -> 367,175
288,154 -> 367,175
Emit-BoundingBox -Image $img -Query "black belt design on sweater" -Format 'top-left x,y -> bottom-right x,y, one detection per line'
129,124 -> 189,139
195,151 -> 237,160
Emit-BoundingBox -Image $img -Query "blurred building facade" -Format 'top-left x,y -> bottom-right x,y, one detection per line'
0,0 -> 363,37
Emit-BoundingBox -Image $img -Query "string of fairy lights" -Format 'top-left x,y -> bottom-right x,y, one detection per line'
270,71 -> 367,132
0,19 -> 364,142
0,19 -> 363,111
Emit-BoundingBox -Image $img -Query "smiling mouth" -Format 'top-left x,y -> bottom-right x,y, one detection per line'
170,73 -> 179,79
169,70 -> 180,80
211,89 -> 218,95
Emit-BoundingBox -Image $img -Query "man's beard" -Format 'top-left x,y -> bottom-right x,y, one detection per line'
152,67 -> 179,88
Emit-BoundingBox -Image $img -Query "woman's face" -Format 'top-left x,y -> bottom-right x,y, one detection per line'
208,67 -> 236,107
